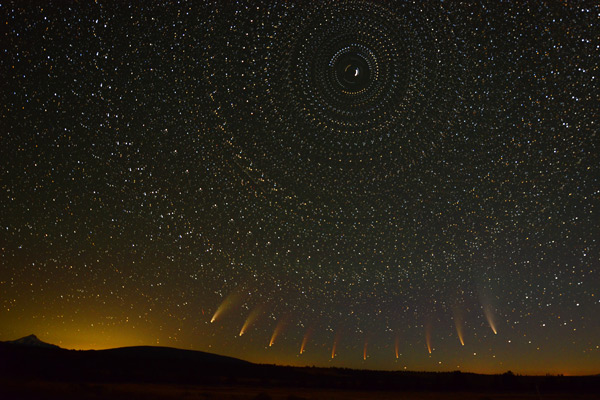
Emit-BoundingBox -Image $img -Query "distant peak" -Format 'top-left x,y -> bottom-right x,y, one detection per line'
7,334 -> 60,349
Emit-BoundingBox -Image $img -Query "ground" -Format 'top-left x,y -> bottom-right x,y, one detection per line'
2,380 -> 599,400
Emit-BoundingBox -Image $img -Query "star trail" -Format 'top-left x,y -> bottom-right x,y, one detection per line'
1,1 -> 598,375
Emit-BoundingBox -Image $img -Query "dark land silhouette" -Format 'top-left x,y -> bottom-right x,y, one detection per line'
1,335 -> 598,400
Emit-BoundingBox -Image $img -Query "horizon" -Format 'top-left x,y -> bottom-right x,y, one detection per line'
2,1 -> 598,381
3,333 -> 597,377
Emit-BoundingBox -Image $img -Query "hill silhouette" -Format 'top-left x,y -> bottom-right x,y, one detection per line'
1,335 -> 254,384
1,335 -> 599,399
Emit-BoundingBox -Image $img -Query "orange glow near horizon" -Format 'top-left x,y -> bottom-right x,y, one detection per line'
3,327 -> 598,377
5,325 -> 159,352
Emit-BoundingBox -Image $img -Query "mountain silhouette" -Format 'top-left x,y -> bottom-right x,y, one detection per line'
6,334 -> 61,349
1,334 -> 599,396
0,334 -> 256,385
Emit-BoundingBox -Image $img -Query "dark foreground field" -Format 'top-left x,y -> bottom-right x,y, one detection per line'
3,380 -> 600,400
1,337 -> 598,400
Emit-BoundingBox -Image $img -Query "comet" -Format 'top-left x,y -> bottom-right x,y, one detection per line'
426,324 -> 432,354
300,327 -> 313,354
331,332 -> 341,359
452,307 -> 465,346
331,341 -> 337,359
483,305 -> 498,334
210,306 -> 223,323
457,325 -> 465,346
488,320 -> 497,334
269,315 -> 289,347
211,292 -> 242,323
363,340 -> 368,361
395,335 -> 400,359
239,306 -> 264,336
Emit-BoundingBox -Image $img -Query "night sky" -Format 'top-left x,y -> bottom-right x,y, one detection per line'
2,1 -> 598,375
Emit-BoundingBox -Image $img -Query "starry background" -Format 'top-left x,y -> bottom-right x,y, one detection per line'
1,1 -> 598,375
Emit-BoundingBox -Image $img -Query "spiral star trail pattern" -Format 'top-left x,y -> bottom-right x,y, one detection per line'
1,2 -> 598,375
